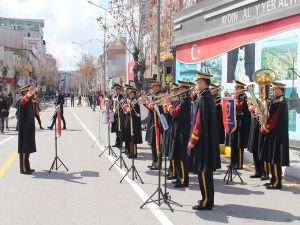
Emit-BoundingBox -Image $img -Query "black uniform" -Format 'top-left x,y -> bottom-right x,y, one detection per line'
111,94 -> 124,148
169,95 -> 191,187
124,100 -> 143,158
49,93 -> 66,129
18,94 -> 36,174
260,95 -> 289,189
189,89 -> 220,209
145,92 -> 163,169
248,114 -> 263,177
230,93 -> 251,169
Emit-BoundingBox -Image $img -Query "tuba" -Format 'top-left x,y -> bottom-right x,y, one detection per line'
249,69 -> 276,126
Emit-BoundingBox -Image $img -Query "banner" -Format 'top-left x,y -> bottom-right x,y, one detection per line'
222,97 -> 237,135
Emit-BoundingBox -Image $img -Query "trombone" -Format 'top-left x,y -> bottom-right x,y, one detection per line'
151,86 -> 195,105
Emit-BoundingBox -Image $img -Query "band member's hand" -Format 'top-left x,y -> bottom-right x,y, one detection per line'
187,142 -> 194,150
165,99 -> 171,105
140,90 -> 146,96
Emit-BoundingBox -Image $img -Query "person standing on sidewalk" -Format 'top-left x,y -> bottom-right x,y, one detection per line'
70,92 -> 75,107
48,90 -> 66,130
0,91 -> 8,134
18,85 -> 37,174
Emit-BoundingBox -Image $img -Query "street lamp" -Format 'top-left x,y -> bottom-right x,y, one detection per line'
88,0 -> 116,92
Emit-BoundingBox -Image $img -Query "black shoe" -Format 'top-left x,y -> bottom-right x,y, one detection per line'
264,182 -> 272,187
62,127 -> 66,130
266,185 -> 282,190
40,127 -> 44,129
192,204 -> 212,210
260,176 -> 269,181
250,174 -> 262,178
167,176 -> 177,180
29,169 -> 35,173
150,166 -> 158,170
48,126 -> 53,130
147,164 -> 154,168
21,171 -> 32,175
174,183 -> 188,188
112,144 -> 118,147
172,180 -> 180,184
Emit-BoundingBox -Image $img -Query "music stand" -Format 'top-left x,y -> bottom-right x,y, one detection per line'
140,134 -> 181,212
120,110 -> 143,183
223,149 -> 243,185
49,110 -> 68,173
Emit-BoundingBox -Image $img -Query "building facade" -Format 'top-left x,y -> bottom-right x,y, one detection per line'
174,0 -> 300,143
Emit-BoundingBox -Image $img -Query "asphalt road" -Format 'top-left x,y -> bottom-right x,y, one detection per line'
0,102 -> 300,225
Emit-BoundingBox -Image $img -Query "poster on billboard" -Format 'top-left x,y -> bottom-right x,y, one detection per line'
176,55 -> 223,84
227,43 -> 255,83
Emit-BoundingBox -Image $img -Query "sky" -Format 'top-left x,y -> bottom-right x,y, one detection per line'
0,0 -> 110,70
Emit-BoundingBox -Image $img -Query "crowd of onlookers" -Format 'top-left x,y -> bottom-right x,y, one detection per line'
0,91 -> 14,133
69,91 -> 105,111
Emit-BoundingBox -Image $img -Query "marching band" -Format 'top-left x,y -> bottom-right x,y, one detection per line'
105,69 -> 289,210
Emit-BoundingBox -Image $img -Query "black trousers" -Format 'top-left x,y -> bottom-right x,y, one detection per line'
35,114 -> 42,128
253,152 -> 263,176
270,163 -> 282,188
177,154 -> 189,186
0,114 -> 4,132
262,161 -> 270,178
129,143 -> 137,158
198,170 -> 214,208
50,111 -> 66,128
231,147 -> 244,169
19,153 -> 30,173
71,99 -> 74,107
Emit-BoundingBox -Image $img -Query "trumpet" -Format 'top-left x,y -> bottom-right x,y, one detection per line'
223,86 -> 250,97
151,86 -> 195,105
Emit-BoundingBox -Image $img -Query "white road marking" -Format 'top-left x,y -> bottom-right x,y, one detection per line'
72,111 -> 174,225
0,136 -> 15,146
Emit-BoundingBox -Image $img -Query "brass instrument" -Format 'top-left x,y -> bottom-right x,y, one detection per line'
223,87 -> 246,97
151,86 -> 195,105
248,69 -> 276,125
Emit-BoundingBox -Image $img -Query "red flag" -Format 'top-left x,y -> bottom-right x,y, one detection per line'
57,110 -> 61,137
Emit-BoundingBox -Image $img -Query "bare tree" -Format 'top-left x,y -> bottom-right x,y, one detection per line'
97,0 -> 151,90
76,54 -> 97,93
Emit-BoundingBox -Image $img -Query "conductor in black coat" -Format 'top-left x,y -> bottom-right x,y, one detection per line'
18,85 -> 37,174
188,72 -> 220,211
48,90 -> 66,130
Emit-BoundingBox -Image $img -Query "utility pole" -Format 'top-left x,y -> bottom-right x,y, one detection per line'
157,0 -> 161,81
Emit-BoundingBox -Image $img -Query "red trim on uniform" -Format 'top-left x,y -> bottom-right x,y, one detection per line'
169,103 -> 182,118
189,110 -> 201,146
261,106 -> 280,134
